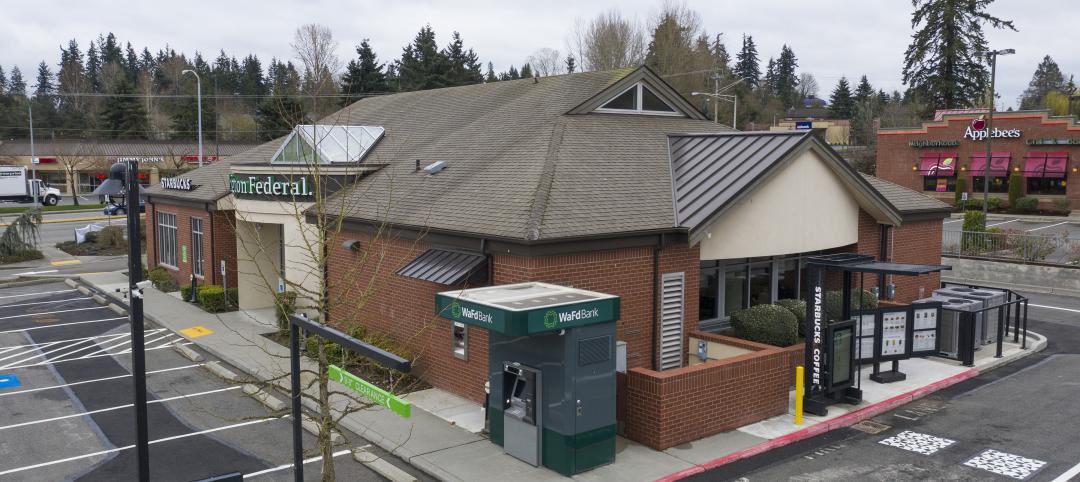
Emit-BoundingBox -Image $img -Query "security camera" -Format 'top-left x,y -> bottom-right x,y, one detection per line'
135,280 -> 153,290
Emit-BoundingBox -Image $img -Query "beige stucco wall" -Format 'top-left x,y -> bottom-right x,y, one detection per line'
697,149 -> 860,260
232,197 -> 321,313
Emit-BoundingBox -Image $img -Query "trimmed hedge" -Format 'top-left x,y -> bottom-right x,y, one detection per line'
1014,196 -> 1039,213
824,289 -> 878,322
775,298 -> 807,336
198,285 -> 229,312
1008,172 -> 1023,208
147,266 -> 177,292
731,304 -> 799,347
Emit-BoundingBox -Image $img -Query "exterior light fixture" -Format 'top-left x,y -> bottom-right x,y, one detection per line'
912,164 -> 918,171
1072,166 -> 1078,173
960,165 -> 967,171
1013,166 -> 1020,172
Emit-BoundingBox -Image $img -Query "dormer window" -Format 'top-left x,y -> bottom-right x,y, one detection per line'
595,82 -> 680,116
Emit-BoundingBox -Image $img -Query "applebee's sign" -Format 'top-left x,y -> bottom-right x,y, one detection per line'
964,126 -> 1021,141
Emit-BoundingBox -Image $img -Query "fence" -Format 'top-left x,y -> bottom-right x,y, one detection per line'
943,230 -> 1080,266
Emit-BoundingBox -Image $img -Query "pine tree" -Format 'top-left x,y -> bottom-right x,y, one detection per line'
902,0 -> 1016,110
0,66 -> 7,94
124,42 -> 139,83
170,79 -> 217,140
441,32 -> 483,86
854,75 -> 874,104
32,61 -> 60,131
519,63 -> 533,79
565,55 -> 576,74
340,40 -> 388,104
57,40 -> 90,135
734,34 -> 760,88
829,77 -> 855,119
1019,55 -> 1069,109
8,66 -> 26,96
485,62 -> 497,83
256,96 -> 306,141
85,41 -> 103,93
774,45 -> 799,108
99,77 -> 149,139
762,58 -> 776,97
395,25 -> 448,91
239,54 -> 266,107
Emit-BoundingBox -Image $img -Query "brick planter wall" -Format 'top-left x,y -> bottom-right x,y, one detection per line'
621,332 -> 803,450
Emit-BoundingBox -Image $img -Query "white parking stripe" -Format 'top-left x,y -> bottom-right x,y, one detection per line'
74,335 -> 137,359
986,219 -> 1019,227
0,386 -> 243,432
244,448 -> 357,479
0,337 -> 110,367
3,342 -> 191,370
1051,460 -> 1080,482
0,316 -> 127,334
0,415 -> 284,477
1027,221 -> 1069,232
118,333 -> 176,353
0,305 -> 108,321
0,364 -> 203,398
0,297 -> 91,311
0,339 -> 64,355
0,329 -> 164,351
0,289 -> 75,300
1028,303 -> 1080,314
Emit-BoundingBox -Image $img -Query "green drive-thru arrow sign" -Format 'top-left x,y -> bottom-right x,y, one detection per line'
328,364 -> 411,418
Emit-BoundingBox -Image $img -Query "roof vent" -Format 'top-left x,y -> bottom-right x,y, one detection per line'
423,161 -> 447,175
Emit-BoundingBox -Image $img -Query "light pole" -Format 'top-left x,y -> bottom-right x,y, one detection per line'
182,70 -> 204,167
982,48 -> 1015,220
27,101 -> 39,205
692,77 -> 742,130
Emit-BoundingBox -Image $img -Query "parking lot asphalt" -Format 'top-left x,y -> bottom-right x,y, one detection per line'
942,217 -> 1080,236
0,281 -> 422,481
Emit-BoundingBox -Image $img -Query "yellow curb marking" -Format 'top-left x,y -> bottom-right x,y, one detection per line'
180,325 -> 214,338
0,213 -> 144,227
50,259 -> 82,266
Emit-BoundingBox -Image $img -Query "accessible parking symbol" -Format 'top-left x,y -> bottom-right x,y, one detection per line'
0,373 -> 21,389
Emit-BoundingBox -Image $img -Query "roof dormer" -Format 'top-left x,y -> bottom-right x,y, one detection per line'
567,66 -> 706,120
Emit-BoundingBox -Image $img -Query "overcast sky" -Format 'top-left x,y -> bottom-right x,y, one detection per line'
1,0 -> 1075,110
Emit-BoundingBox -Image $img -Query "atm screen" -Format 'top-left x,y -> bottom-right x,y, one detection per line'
831,327 -> 852,386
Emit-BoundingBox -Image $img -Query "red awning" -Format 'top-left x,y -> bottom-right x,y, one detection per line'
917,152 -> 958,176
1045,152 -> 1068,179
970,152 -> 1010,177
1024,153 -> 1047,178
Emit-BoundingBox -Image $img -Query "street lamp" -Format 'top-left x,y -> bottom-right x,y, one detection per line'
181,70 -> 204,168
692,76 -> 743,129
982,48 -> 1014,221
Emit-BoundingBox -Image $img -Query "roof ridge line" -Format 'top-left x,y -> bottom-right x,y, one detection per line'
524,120 -> 566,241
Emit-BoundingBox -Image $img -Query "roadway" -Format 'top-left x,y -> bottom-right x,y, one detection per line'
692,291 -> 1080,482
0,208 -> 132,279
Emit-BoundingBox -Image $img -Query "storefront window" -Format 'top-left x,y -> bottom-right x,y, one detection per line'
723,267 -> 747,318
157,212 -> 178,267
700,254 -> 819,324
922,176 -> 956,192
777,259 -> 799,300
191,218 -> 204,277
972,176 -> 1009,193
748,263 -> 772,306
1027,178 -> 1066,196
699,268 -> 719,320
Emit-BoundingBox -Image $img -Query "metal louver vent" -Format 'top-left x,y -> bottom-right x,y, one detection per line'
578,335 -> 611,366
659,272 -> 685,370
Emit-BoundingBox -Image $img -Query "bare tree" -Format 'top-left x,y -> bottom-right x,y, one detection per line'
527,48 -> 563,76
566,9 -> 646,72
798,73 -> 819,101
292,24 -> 342,119
54,142 -> 104,206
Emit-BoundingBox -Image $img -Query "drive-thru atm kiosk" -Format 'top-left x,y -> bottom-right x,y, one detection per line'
436,282 -> 620,476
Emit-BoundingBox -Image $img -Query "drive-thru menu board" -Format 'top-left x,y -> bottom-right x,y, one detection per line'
856,314 -> 876,362
911,307 -> 939,354
852,302 -> 942,363
880,310 -> 908,358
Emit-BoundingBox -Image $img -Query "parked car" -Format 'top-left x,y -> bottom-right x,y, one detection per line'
104,197 -> 145,215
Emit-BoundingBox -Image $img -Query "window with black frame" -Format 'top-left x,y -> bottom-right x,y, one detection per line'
972,176 -> 1009,193
157,212 -> 177,267
1027,177 -> 1066,195
699,255 -> 814,326
922,176 -> 956,192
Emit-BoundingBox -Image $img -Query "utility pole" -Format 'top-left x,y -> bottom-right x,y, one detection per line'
983,48 -> 1014,220
28,102 -> 39,205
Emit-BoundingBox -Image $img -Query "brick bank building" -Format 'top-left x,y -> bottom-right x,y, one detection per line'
877,109 -> 1080,208
146,67 -> 951,452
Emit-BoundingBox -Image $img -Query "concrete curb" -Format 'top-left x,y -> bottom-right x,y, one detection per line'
204,361 -> 242,382
974,330 -> 1047,373
63,278 -> 78,288
656,369 -> 981,482
242,383 -> 287,412
91,294 -> 106,304
353,447 -> 419,482
78,286 -> 92,296
301,416 -> 343,444
106,303 -> 126,315
173,343 -> 204,363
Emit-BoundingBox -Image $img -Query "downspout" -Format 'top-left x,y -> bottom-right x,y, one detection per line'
207,203 -> 215,285
650,235 -> 661,371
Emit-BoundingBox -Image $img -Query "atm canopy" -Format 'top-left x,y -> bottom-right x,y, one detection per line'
436,282 -> 620,336
806,253 -> 951,276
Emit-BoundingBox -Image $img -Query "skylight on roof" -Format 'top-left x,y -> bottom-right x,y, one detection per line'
596,82 -> 679,115
271,125 -> 385,164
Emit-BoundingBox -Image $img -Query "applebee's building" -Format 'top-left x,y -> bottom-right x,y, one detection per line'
146,66 -> 952,451
877,109 -> 1080,209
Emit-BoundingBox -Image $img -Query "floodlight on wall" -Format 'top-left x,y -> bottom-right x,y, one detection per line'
342,240 -> 362,252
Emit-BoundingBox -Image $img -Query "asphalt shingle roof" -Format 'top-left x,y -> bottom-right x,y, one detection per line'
861,174 -> 952,215
144,142 -> 278,203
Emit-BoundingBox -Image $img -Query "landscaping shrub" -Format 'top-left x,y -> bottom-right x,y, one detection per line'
1008,172 -> 1023,208
147,266 -> 178,292
824,289 -> 878,322
180,284 -> 193,301
774,298 -> 807,336
1053,198 -> 1071,214
227,287 -> 238,306
731,304 -> 799,347
197,285 -> 229,312
96,226 -> 125,248
275,291 -> 298,333
1014,196 -> 1039,213
954,177 -> 966,206
988,197 -> 1003,211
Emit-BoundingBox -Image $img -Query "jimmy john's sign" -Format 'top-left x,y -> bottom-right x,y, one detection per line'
160,177 -> 195,191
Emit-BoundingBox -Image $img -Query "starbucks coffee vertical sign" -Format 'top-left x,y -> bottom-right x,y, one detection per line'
229,174 -> 315,199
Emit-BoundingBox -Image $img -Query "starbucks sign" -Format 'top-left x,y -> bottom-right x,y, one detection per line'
229,174 -> 314,199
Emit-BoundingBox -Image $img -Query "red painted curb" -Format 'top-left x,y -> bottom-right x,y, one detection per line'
655,368 -> 979,482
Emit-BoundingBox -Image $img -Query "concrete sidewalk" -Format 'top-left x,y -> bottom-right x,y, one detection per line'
75,272 -> 1047,482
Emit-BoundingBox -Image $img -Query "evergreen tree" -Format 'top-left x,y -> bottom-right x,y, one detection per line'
395,25 -> 448,91
902,0 -> 1016,110
734,34 -> 760,88
442,32 -> 483,86
31,61 -> 60,131
170,80 -> 217,140
712,33 -> 731,74
774,45 -> 799,108
0,66 -> 6,94
57,40 -> 90,134
485,62 -> 497,83
762,58 -> 776,97
1019,55 -> 1069,109
100,33 -> 122,66
99,77 -> 149,138
8,66 -> 26,96
500,66 -> 519,81
519,63 -> 533,79
85,41 -> 103,93
255,96 -> 306,141
340,40 -> 388,104
124,42 -> 139,82
239,54 -> 266,107
854,75 -> 874,104
565,55 -> 576,74
829,77 -> 855,119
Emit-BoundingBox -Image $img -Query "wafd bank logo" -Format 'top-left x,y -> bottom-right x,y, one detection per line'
544,307 -> 601,329
450,301 -> 493,324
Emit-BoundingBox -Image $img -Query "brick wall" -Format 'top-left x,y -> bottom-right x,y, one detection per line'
621,332 -> 803,450
851,211 -> 942,303
146,200 -> 237,288
877,113 -> 1080,208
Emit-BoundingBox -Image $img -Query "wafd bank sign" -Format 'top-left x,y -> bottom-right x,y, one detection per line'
435,295 -> 619,336
229,174 -> 314,199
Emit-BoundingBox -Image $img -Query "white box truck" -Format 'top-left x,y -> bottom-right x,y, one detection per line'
0,166 -> 62,205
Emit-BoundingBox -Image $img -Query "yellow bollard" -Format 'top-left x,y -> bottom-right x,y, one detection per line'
794,366 -> 804,425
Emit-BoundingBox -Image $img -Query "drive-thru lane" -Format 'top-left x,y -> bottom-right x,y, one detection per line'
0,281 -> 412,481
